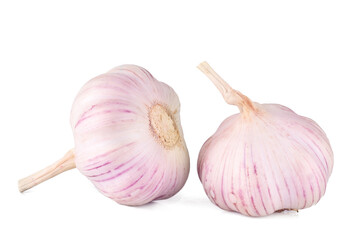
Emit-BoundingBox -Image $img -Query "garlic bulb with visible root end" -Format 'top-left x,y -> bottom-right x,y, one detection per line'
197,62 -> 333,217
18,65 -> 190,206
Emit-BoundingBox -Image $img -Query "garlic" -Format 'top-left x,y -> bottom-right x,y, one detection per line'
18,65 -> 190,206
197,62 -> 333,216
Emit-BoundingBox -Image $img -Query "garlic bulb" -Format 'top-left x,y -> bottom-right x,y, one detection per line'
197,62 -> 333,216
18,65 -> 190,206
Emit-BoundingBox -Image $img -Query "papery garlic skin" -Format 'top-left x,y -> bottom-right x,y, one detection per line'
197,62 -> 333,216
70,65 -> 189,206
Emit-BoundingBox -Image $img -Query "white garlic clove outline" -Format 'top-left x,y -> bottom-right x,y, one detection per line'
18,65 -> 190,206
197,61 -> 333,216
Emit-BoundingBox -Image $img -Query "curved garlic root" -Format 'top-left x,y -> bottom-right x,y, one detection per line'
18,149 -> 75,193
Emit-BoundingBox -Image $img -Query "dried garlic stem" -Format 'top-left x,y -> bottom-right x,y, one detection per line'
18,149 -> 75,193
197,61 -> 256,113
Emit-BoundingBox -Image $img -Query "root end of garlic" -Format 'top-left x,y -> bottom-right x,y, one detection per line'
149,104 -> 180,149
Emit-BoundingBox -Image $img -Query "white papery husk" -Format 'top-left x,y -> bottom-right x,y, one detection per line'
198,103 -> 333,216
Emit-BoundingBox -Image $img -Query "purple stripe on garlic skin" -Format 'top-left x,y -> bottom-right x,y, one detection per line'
18,65 -> 189,207
197,62 -> 333,217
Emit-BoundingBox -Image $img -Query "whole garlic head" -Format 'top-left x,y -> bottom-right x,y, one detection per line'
70,65 -> 190,205
197,62 -> 333,216
18,65 -> 189,206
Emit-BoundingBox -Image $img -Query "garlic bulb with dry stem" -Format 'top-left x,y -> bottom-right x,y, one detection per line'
18,65 -> 190,206
197,62 -> 333,216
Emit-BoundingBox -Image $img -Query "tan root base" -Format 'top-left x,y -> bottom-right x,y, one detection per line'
149,104 -> 180,148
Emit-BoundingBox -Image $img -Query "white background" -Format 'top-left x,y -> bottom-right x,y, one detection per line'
1,0 -> 352,239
